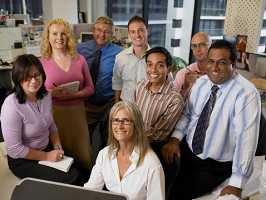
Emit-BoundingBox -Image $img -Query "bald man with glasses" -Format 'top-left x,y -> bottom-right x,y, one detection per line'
174,32 -> 211,98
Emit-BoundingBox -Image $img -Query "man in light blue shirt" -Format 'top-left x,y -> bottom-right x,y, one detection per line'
77,16 -> 122,163
163,40 -> 261,199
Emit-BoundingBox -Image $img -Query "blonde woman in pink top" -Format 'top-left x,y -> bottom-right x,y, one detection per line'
40,18 -> 94,170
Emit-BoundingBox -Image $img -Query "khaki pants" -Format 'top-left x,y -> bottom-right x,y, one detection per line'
53,102 -> 91,170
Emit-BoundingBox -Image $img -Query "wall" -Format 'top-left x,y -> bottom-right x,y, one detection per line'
224,0 -> 266,53
42,0 -> 78,24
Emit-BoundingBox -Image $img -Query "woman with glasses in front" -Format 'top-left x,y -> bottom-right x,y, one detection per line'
1,54 -> 81,184
84,101 -> 165,200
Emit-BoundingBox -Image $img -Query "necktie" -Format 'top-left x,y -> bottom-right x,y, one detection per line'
192,85 -> 219,154
90,49 -> 102,85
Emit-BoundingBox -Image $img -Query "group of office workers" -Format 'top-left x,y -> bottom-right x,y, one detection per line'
0,14 -> 261,200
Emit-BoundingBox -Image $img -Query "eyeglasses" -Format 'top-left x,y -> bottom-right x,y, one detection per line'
25,73 -> 42,81
207,59 -> 231,68
112,118 -> 132,125
191,43 -> 208,50
94,28 -> 112,35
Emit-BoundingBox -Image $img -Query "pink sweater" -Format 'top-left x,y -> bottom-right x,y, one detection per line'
41,54 -> 94,105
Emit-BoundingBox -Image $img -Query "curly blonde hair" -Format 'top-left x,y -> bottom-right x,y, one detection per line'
41,18 -> 77,58
108,101 -> 149,166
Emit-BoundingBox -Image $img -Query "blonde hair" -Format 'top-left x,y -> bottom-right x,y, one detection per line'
41,18 -> 77,58
94,16 -> 113,27
108,101 -> 149,165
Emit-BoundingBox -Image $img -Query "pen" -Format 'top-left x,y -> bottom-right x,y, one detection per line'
53,83 -> 57,87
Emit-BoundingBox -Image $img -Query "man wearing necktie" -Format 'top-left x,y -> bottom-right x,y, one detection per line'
162,40 -> 261,199
77,17 -> 123,164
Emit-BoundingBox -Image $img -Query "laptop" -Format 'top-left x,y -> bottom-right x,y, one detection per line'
11,178 -> 128,200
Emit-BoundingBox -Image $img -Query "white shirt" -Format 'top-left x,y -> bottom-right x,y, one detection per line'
84,146 -> 165,200
112,46 -> 149,102
172,73 -> 261,188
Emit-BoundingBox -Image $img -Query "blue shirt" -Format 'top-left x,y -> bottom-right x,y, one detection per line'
77,40 -> 122,104
172,73 -> 261,188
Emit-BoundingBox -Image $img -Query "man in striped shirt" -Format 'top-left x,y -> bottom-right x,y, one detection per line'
134,46 -> 184,198
163,40 -> 261,199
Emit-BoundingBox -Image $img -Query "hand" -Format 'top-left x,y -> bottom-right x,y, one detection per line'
51,87 -> 75,100
184,71 -> 201,88
161,138 -> 181,164
220,185 -> 242,198
45,149 -> 64,162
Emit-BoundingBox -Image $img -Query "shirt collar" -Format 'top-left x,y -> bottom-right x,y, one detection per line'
144,79 -> 171,95
125,45 -> 151,58
110,146 -> 140,165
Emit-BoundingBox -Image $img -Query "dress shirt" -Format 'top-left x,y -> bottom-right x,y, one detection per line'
172,73 -> 261,188
77,40 -> 123,104
112,46 -> 150,102
1,93 -> 58,158
84,146 -> 165,200
173,62 -> 200,91
135,80 -> 184,141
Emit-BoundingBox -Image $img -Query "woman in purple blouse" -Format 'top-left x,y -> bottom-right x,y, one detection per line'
1,54 -> 80,184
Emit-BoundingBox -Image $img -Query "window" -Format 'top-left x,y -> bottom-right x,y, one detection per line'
259,36 -> 266,45
172,19 -> 182,28
0,0 -> 43,19
171,39 -> 180,47
201,0 -> 227,16
149,0 -> 168,20
110,0 -> 142,21
263,20 -> 266,29
174,0 -> 183,8
149,24 -> 166,46
199,20 -> 224,36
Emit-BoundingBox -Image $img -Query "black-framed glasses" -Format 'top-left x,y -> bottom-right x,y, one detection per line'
111,118 -> 132,125
191,43 -> 208,50
25,73 -> 42,81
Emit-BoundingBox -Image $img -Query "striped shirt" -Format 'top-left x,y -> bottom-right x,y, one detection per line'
135,80 -> 184,142
172,73 -> 261,188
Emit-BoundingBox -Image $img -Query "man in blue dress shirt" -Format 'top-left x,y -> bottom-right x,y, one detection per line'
77,16 -> 122,162
162,40 -> 261,199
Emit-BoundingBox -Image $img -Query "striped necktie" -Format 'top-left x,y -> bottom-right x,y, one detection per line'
192,85 -> 219,155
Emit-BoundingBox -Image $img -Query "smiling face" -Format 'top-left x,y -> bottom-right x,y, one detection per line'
146,52 -> 169,90
48,23 -> 67,51
20,66 -> 43,98
207,48 -> 234,85
93,22 -> 112,47
128,21 -> 148,48
112,108 -> 134,144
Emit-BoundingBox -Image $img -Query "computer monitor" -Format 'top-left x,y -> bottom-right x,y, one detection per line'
80,32 -> 93,42
11,178 -> 128,200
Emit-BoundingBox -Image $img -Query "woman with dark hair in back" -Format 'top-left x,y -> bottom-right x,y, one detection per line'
1,54 -> 81,184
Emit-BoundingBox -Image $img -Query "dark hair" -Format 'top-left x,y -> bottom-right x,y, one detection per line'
128,15 -> 148,29
208,39 -> 237,63
145,46 -> 172,67
12,54 -> 47,104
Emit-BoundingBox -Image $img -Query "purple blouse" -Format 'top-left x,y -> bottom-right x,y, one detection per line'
1,93 -> 57,159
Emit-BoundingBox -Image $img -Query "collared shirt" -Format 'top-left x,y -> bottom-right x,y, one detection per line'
173,62 -> 200,92
84,146 -> 165,200
112,45 -> 150,102
135,80 -> 184,141
1,93 -> 58,158
77,40 -> 123,104
172,73 -> 261,188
